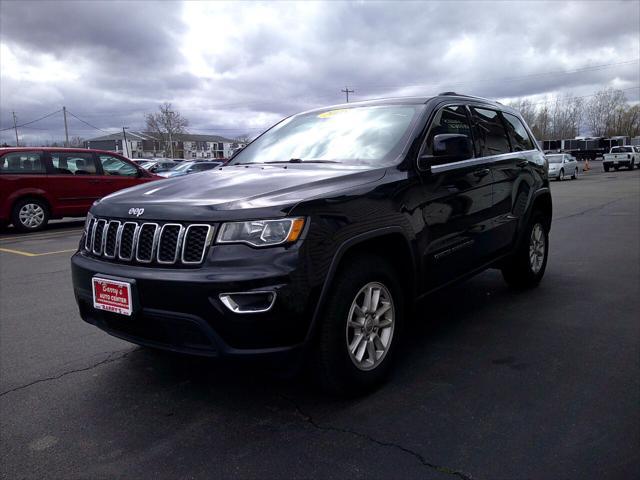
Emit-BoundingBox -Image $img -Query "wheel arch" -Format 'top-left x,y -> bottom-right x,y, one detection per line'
305,227 -> 417,343
9,192 -> 52,227
11,192 -> 52,215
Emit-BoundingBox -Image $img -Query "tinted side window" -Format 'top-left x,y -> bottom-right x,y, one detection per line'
423,105 -> 472,158
503,113 -> 534,151
98,155 -> 138,177
50,152 -> 97,175
0,152 -> 45,174
470,107 -> 511,156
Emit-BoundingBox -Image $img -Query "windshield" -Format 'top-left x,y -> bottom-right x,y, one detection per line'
229,105 -> 424,166
172,162 -> 195,172
547,155 -> 563,163
611,147 -> 632,153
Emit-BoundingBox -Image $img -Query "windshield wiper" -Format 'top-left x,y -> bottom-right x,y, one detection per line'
263,159 -> 339,164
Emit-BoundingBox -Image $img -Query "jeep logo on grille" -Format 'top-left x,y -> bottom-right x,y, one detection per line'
128,207 -> 145,217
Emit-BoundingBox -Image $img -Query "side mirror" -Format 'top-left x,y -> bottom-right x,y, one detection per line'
418,134 -> 473,171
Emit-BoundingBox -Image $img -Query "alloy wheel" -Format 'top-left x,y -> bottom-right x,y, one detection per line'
529,223 -> 546,274
345,282 -> 395,371
18,203 -> 45,229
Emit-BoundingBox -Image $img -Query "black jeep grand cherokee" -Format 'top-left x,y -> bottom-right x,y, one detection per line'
72,93 -> 551,394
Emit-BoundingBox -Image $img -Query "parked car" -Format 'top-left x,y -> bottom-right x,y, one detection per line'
157,160 -> 223,177
0,147 -> 160,231
72,93 -> 551,395
602,146 -> 639,171
546,153 -> 579,180
138,160 -> 180,173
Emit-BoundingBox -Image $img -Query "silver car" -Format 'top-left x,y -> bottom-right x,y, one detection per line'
547,153 -> 579,181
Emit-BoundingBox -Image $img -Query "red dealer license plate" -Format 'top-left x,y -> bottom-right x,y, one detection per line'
92,277 -> 133,316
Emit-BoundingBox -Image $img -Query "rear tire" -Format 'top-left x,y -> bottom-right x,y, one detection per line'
572,168 -> 578,179
502,212 -> 549,289
11,198 -> 50,232
558,169 -> 565,181
313,254 -> 404,396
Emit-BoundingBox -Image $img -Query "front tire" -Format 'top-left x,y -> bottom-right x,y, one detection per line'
502,212 -> 549,289
604,165 -> 610,172
11,198 -> 49,232
313,254 -> 404,395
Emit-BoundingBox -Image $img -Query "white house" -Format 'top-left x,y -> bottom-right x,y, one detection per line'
85,132 -> 247,159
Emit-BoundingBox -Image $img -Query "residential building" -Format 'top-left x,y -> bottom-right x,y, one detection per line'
85,132 -> 246,159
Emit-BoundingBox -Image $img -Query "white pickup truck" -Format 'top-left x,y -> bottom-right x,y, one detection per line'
602,146 -> 639,172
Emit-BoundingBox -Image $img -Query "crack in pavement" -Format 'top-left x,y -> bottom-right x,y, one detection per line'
554,195 -> 637,221
279,395 -> 474,480
0,348 -> 140,398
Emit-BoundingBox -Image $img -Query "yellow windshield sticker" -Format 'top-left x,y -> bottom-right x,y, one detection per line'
318,109 -> 349,118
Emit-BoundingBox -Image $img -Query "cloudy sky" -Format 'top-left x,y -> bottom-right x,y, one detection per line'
1,0 -> 638,145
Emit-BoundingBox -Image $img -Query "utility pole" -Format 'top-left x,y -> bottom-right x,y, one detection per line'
63,106 -> 70,147
12,111 -> 19,146
168,130 -> 174,158
122,127 -> 130,157
341,86 -> 354,103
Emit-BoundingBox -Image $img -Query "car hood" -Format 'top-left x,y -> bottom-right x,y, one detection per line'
92,163 -> 386,222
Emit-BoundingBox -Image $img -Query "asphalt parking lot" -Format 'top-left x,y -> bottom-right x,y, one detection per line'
1,166 -> 638,479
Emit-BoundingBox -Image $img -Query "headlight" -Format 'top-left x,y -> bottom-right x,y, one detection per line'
217,217 -> 305,247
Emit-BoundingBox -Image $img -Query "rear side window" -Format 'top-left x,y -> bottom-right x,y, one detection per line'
470,107 -> 511,156
98,155 -> 138,176
50,152 -> 97,175
0,152 -> 45,174
611,146 -> 632,153
502,113 -> 534,151
423,105 -> 472,157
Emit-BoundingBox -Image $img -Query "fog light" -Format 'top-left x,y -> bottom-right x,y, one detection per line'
219,291 -> 276,313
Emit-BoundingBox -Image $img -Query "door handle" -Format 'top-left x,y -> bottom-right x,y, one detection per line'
473,168 -> 490,178
516,160 -> 528,168
88,179 -> 102,184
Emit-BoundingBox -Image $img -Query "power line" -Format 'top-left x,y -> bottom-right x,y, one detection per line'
0,109 -> 62,131
353,59 -> 640,91
65,110 -> 114,133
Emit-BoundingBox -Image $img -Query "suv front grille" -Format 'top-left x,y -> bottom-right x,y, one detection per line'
84,217 -> 214,267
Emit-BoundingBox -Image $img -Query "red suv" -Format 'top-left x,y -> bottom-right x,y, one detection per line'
0,148 -> 160,232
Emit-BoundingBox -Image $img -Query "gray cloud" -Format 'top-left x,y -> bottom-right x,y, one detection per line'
1,0 -> 638,145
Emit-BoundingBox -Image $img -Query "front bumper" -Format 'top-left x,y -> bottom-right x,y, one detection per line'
71,244 -> 320,358
603,160 -> 631,167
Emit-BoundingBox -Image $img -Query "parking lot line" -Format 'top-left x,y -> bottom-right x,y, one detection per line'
0,247 -> 77,257
0,229 -> 83,243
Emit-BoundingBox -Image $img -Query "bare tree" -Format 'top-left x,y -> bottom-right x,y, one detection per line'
506,99 -> 537,128
549,93 -> 583,139
584,88 -> 627,137
69,136 -> 85,147
145,102 -> 189,156
614,104 -> 640,138
535,104 -> 551,140
233,135 -> 253,144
